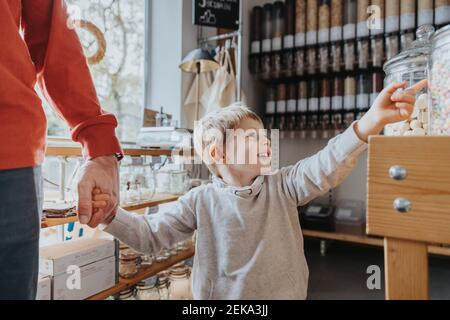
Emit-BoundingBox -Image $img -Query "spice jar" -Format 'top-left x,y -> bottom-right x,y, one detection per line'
371,71 -> 384,107
265,86 -> 276,130
319,78 -> 331,139
435,0 -> 450,28
371,35 -> 384,68
385,0 -> 399,60
356,0 -> 369,38
429,24 -> 450,135
283,0 -> 296,78
276,83 -> 287,132
261,4 -> 273,81
400,0 -> 416,50
135,278 -> 160,300
331,77 -> 344,135
385,0 -> 399,34
297,81 -> 308,138
116,288 -> 135,300
169,265 -> 192,300
286,83 -> 298,135
294,47 -> 306,76
343,0 -> 356,40
272,1 -> 285,79
119,250 -> 140,279
330,0 -> 343,40
157,272 -> 171,300
356,73 -> 371,120
370,0 -> 384,36
169,170 -> 189,195
318,0 -> 331,44
308,79 -> 320,138
384,25 -> 434,136
344,76 -> 356,128
250,6 -> 262,75
156,248 -> 171,262
417,0 -> 434,27
306,0 -> 318,45
295,0 -> 307,47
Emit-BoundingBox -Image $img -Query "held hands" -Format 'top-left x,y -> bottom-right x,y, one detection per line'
354,80 -> 428,143
76,155 -> 119,228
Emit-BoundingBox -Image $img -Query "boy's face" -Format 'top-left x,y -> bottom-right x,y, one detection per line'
221,118 -> 272,177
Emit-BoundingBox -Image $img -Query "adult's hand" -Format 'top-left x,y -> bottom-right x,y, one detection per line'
76,155 -> 119,228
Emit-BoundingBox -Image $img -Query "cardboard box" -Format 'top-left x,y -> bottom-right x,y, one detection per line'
39,238 -> 116,276
36,275 -> 51,300
52,256 -> 116,300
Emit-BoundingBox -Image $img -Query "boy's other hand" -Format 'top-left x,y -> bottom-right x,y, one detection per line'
84,188 -> 114,227
354,80 -> 428,142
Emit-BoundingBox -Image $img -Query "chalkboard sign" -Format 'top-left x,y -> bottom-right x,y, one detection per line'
193,0 -> 240,30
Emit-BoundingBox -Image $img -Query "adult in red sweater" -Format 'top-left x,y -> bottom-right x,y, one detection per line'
0,0 -> 122,299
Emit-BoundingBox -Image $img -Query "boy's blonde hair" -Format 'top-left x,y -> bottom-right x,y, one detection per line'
193,103 -> 263,176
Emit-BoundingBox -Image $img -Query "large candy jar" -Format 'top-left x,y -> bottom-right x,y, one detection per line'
429,24 -> 450,136
383,25 -> 434,136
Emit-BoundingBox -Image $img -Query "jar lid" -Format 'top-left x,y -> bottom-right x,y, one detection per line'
384,25 -> 435,74
430,24 -> 450,50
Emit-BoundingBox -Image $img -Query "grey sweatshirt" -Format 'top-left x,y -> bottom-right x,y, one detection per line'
105,124 -> 367,300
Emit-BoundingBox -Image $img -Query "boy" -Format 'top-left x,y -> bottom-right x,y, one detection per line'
92,80 -> 426,300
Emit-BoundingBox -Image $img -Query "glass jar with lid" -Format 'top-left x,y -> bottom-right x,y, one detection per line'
429,24 -> 450,136
383,25 -> 434,136
156,272 -> 171,300
119,249 -> 140,279
169,265 -> 192,300
116,288 -> 135,300
135,278 -> 160,300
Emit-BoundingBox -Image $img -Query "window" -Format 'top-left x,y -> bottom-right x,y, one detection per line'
43,0 -> 146,143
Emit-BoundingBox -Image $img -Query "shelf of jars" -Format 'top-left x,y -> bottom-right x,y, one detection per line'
40,193 -> 183,229
302,229 -> 450,257
87,242 -> 195,300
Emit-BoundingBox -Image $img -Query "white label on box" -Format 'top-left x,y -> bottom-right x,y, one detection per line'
298,98 -> 308,112
284,35 -> 294,49
309,98 -> 319,112
320,97 -> 331,111
357,94 -> 369,109
266,101 -> 276,114
385,16 -> 400,33
295,32 -> 306,47
52,256 -> 116,300
343,24 -> 356,40
344,95 -> 356,109
332,96 -> 343,110
330,26 -> 343,42
262,39 -> 272,53
276,100 -> 287,113
435,6 -> 450,25
370,18 -> 385,35
318,28 -> 330,44
336,208 -> 353,219
306,31 -> 318,45
400,13 -> 416,31
287,99 -> 297,113
272,37 -> 282,51
357,22 -> 369,38
418,10 -> 434,26
251,41 -> 261,54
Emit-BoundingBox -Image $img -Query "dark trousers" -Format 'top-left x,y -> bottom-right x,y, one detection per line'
0,167 -> 42,300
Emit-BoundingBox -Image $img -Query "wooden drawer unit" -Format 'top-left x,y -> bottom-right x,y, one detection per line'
367,136 -> 450,300
368,136 -> 450,244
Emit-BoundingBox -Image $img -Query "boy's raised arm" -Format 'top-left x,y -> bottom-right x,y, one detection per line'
280,123 -> 368,207
103,194 -> 197,255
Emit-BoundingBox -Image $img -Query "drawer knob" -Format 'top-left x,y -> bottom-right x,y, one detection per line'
394,198 -> 412,213
389,166 -> 408,181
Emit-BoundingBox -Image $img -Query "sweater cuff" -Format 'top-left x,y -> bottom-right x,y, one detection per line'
71,114 -> 123,160
101,208 -> 135,237
334,121 -> 368,160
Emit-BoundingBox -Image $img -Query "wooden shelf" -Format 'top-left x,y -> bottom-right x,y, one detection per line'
41,194 -> 182,229
45,146 -> 191,157
87,244 -> 195,300
302,229 -> 450,257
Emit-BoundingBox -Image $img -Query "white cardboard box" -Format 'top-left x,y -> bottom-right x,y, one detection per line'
52,256 -> 116,300
36,275 -> 51,300
39,238 -> 116,276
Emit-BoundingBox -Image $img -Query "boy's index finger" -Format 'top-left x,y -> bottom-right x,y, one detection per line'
407,79 -> 428,95
386,81 -> 407,95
